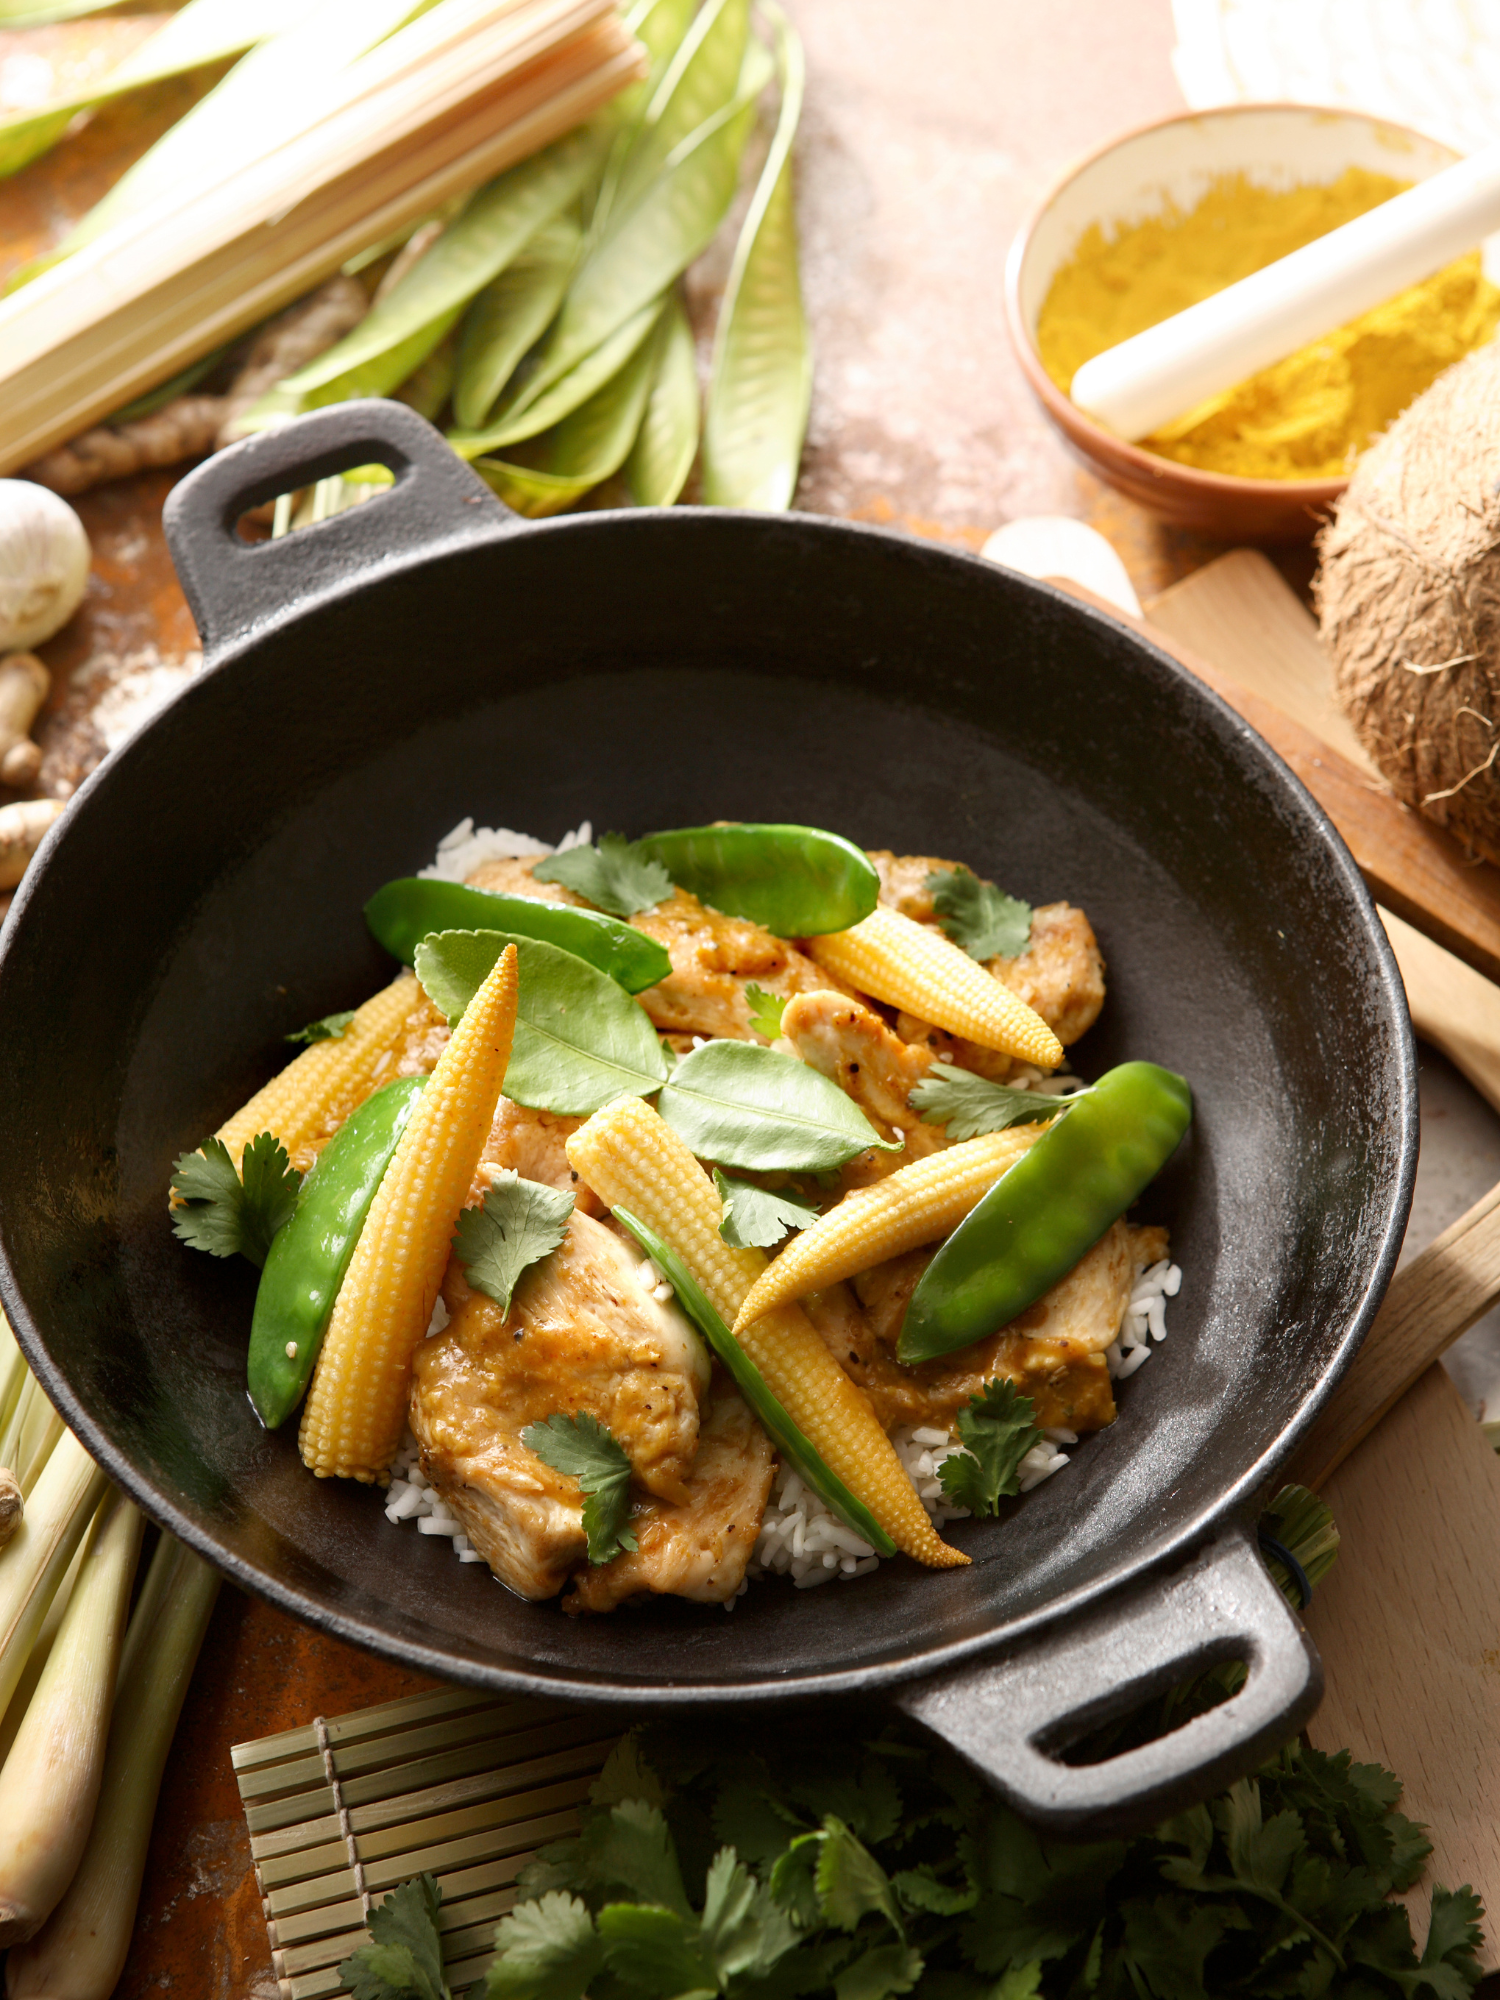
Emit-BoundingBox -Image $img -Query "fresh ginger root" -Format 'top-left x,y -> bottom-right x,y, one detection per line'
0,798 -> 63,891
0,654 -> 49,789
20,274 -> 371,496
215,273 -> 369,445
23,398 -> 226,498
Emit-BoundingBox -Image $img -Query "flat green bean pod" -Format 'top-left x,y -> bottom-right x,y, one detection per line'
899,1061 -> 1193,1364
639,822 -> 879,935
247,1076 -> 424,1428
364,877 -> 670,993
612,1207 -> 897,1557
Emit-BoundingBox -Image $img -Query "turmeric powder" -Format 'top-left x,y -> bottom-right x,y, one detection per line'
1036,167 -> 1500,481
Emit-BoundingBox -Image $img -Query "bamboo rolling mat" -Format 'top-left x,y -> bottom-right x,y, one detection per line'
233,1686 -> 619,1999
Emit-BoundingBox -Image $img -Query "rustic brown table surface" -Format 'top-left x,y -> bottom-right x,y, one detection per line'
0,3 -> 1410,1994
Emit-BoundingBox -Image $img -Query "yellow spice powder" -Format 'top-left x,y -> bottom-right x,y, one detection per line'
1035,167 -> 1500,481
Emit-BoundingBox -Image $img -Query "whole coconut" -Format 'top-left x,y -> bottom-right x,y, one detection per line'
1316,339 -> 1500,864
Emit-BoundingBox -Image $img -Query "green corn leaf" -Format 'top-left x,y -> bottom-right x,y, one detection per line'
453,212 -> 583,430
0,0 -> 142,25
255,128 -> 610,421
453,294 -> 664,456
0,0 -> 308,181
608,0 -> 750,218
474,299 -> 667,518
702,1 -> 811,509
500,79 -> 759,423
627,289 -> 699,505
397,329 -> 458,422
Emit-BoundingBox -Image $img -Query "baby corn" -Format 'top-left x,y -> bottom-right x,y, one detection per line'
298,946 -> 518,1483
733,1125 -> 1046,1333
809,907 -> 1063,1067
566,1096 -> 966,1569
215,970 -> 422,1174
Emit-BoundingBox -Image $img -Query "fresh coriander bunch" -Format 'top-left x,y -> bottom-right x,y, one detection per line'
339,1489 -> 1487,2000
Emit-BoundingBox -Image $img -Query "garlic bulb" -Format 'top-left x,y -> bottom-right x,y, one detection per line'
0,482 -> 91,653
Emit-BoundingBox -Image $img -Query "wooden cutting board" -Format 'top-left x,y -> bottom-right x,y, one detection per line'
1140,553 -> 1500,1963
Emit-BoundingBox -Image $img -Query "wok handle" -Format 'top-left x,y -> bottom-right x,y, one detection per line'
894,1525 -> 1322,1836
162,400 -> 517,659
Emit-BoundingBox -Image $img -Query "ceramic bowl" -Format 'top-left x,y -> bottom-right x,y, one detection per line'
1004,104 -> 1460,542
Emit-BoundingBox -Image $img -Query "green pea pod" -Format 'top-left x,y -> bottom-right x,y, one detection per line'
364,878 -> 670,993
612,1208 -> 897,1557
638,822 -> 879,936
899,1062 -> 1193,1364
247,1076 -> 425,1428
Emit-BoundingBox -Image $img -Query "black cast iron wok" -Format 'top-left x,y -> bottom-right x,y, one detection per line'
0,402 -> 1416,1835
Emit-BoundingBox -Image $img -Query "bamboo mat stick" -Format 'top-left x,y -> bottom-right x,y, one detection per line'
233,1685 -> 620,2000
0,0 -> 642,473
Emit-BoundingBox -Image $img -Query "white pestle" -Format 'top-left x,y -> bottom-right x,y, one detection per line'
1070,140 -> 1500,443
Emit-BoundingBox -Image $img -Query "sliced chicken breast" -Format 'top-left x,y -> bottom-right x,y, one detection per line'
564,1373 -> 774,1613
410,1211 -> 710,1600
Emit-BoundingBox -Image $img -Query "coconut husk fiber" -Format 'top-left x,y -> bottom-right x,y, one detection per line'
1316,337 -> 1500,865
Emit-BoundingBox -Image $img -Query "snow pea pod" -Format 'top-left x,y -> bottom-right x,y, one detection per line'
613,1208 -> 897,1556
364,877 -> 670,993
247,1075 -> 424,1428
898,1061 -> 1192,1364
639,822 -> 879,936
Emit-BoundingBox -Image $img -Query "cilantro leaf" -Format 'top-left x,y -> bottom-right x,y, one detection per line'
591,1733 -> 667,1811
746,983 -> 787,1041
455,1171 -> 574,1315
520,1412 -> 637,1565
700,1846 -> 800,1983
285,1008 -> 356,1045
485,1892 -> 602,2000
831,1942 -> 924,2000
715,1170 -> 821,1250
1116,1893 -> 1247,2000
340,1873 -> 451,2000
892,1866 -> 977,1916
815,1815 -> 904,1935
596,1902 -> 716,1994
925,866 -> 1031,961
533,834 -> 673,918
908,1063 -> 1081,1140
169,1132 -> 301,1268
577,1798 -> 692,1916
937,1381 -> 1044,1517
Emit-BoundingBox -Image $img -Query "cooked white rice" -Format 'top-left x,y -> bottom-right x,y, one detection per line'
418,817 -> 593,883
380,819 -> 1185,1596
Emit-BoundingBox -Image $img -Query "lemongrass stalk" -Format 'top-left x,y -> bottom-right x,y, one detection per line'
0,1532 -> 87,1768
0,1371 -> 38,1481
8,1536 -> 220,2000
0,1490 -> 142,1944
0,1433 -> 107,1734
13,1394 -> 62,1496
0,1314 -> 26,1441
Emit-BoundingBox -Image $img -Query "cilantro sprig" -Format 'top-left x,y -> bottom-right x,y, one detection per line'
909,1062 -> 1084,1140
455,1172 -> 574,1315
521,1412 -> 638,1564
714,1170 -> 820,1250
339,1486 -> 1486,2000
533,834 -> 673,918
340,1873 -> 452,2000
937,1381 -> 1045,1517
926,866 -> 1031,961
169,1132 -> 300,1267
284,1008 -> 356,1046
744,983 -> 787,1041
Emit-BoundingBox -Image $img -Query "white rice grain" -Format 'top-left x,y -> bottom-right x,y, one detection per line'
418,817 -> 593,883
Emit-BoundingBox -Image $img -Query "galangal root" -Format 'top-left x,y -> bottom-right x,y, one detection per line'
0,798 -> 63,892
0,654 -> 49,790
